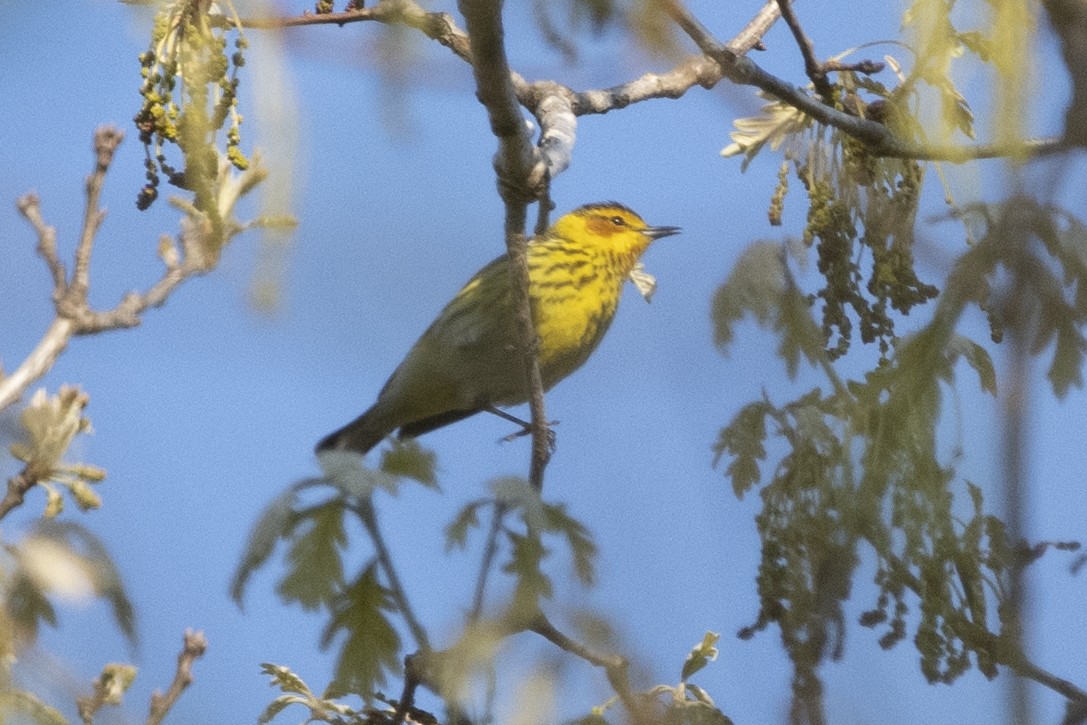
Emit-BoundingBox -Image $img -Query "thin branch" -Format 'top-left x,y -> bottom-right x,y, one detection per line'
146,630 -> 208,725
238,0 -> 472,63
469,501 -> 508,622
527,613 -> 640,718
390,656 -> 420,725
353,498 -> 432,652
774,0 -> 834,102
20,194 -> 67,296
0,470 -> 39,523
72,128 -> 123,298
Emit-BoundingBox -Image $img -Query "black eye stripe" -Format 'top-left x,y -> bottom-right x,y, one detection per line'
610,215 -> 625,226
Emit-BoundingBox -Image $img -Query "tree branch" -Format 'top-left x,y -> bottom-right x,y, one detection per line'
661,0 -> 1062,161
146,630 -> 208,725
526,612 -> 640,718
774,0 -> 835,102
0,317 -> 77,414
239,0 -> 473,63
239,0 -> 1061,161
457,0 -> 552,491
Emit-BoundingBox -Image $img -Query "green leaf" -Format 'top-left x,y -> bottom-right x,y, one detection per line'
721,95 -> 809,171
777,282 -> 825,378
1048,322 -> 1087,398
260,663 -> 315,697
947,335 -> 997,395
232,483 -> 306,605
445,499 -> 487,551
956,31 -> 991,61
711,243 -> 787,352
275,501 -> 347,611
542,502 -> 597,585
939,79 -> 975,139
680,631 -> 720,682
504,531 -> 553,615
713,401 -> 771,498
380,439 -> 439,489
5,570 -> 58,644
320,564 -> 401,697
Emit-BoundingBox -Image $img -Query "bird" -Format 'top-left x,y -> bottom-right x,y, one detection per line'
316,202 -> 680,455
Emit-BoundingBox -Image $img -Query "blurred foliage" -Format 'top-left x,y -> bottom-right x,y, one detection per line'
232,440 -> 437,698
530,0 -> 679,61
0,521 -> 136,724
712,194 -> 1087,721
235,444 -> 603,712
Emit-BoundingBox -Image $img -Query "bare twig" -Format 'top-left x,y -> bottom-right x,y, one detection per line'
0,317 -> 77,415
774,0 -> 834,102
823,58 -> 885,75
72,128 -> 123,299
469,501 -> 508,622
239,0 -> 472,63
0,127 -> 232,414
0,470 -> 37,522
146,630 -> 208,725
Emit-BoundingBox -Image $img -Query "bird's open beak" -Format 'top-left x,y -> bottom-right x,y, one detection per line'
645,225 -> 681,240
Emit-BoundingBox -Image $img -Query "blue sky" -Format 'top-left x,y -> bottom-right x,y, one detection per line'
1,1 -> 1085,723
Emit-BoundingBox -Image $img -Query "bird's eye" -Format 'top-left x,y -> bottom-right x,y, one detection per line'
610,215 -> 626,226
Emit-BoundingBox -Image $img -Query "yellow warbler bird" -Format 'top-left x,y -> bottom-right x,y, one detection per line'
316,202 -> 680,454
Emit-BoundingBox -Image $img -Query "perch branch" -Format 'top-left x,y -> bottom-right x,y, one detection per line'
458,0 -> 552,491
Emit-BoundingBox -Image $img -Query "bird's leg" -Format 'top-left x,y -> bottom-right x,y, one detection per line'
483,404 -> 558,449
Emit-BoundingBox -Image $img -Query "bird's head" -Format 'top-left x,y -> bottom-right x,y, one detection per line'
551,202 -> 680,261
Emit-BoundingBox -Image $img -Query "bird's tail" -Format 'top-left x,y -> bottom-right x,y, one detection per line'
315,405 -> 393,455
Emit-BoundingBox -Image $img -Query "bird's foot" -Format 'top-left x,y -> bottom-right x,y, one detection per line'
500,420 -> 558,450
